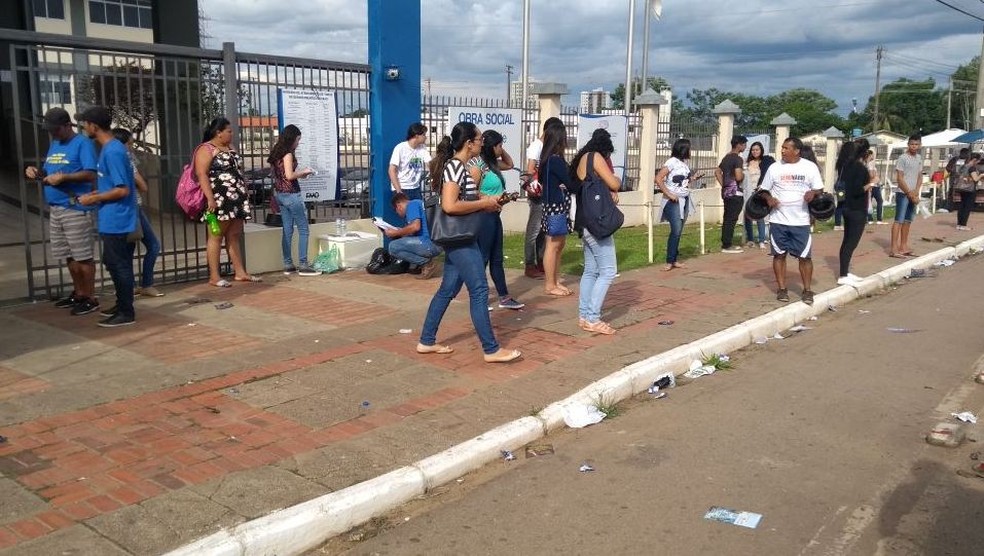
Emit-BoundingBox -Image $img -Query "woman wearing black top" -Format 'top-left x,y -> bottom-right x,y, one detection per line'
835,141 -> 872,285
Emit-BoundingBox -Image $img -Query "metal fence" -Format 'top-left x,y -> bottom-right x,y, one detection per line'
654,116 -> 720,190
0,29 -> 370,302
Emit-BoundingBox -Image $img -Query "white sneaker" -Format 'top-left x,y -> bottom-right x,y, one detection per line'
721,246 -> 744,254
837,276 -> 858,286
846,273 -> 862,281
833,226 -> 844,231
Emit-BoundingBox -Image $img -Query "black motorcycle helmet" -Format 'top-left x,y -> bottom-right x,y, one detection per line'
808,191 -> 836,221
744,189 -> 771,220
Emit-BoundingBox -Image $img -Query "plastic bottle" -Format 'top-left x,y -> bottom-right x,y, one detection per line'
205,212 -> 221,236
335,217 -> 347,237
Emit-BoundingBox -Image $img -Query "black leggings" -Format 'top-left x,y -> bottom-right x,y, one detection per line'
721,196 -> 744,248
958,190 -> 976,226
839,208 -> 866,276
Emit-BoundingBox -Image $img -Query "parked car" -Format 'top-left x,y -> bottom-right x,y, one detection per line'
243,167 -> 274,206
339,167 -> 370,202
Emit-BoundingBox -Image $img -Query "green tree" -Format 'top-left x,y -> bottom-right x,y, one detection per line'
950,57 -> 978,130
609,76 -> 672,111
770,89 -> 845,136
860,78 -> 945,135
77,62 -> 156,142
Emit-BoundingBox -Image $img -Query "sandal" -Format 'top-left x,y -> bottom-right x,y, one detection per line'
662,264 -> 674,272
546,287 -> 572,297
209,279 -> 232,288
484,349 -> 522,363
416,343 -> 454,354
889,253 -> 907,259
672,262 -> 687,269
578,318 -> 590,330
234,275 -> 263,282
583,321 -> 616,335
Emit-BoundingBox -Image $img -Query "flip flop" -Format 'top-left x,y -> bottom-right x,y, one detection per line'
416,343 -> 454,354
662,264 -> 674,272
209,279 -> 232,288
578,318 -> 590,330
484,349 -> 522,363
889,253 -> 907,259
546,288 -> 572,297
672,262 -> 687,269
234,275 -> 263,282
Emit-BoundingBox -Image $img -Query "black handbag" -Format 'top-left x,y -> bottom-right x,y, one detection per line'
425,163 -> 482,247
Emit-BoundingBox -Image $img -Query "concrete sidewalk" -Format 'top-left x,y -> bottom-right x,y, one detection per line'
0,216 -> 970,554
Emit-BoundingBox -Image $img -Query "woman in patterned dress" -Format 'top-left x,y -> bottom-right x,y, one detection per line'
195,117 -> 259,287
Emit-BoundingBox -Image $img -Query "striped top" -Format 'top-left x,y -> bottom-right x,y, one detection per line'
442,158 -> 479,200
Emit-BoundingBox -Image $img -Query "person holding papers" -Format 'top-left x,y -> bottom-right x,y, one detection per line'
385,192 -> 442,279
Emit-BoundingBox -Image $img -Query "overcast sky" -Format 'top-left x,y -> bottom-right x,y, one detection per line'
200,0 -> 984,119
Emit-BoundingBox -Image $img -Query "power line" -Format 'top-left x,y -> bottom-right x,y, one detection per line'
933,0 -> 984,22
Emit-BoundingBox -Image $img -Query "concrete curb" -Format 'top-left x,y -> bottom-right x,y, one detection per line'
165,240 -> 984,556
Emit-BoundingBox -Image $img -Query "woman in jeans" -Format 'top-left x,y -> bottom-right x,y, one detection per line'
834,141 -> 872,285
268,124 -> 319,275
862,149 -> 885,224
469,129 -> 524,310
742,141 -> 767,248
656,138 -> 702,271
570,129 -> 622,335
417,122 -> 521,363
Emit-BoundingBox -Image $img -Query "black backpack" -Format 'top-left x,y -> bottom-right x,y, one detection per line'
579,153 -> 624,239
365,248 -> 392,274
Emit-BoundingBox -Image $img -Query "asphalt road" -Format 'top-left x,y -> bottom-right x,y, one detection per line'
319,255 -> 984,556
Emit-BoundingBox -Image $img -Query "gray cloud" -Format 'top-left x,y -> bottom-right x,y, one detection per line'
201,0 -> 983,121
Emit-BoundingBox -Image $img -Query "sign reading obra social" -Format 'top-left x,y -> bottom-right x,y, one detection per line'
277,87 -> 339,201
577,114 -> 628,182
447,107 -> 523,193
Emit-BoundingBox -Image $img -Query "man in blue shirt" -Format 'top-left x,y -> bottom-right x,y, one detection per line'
24,107 -> 99,315
386,192 -> 442,279
77,106 -> 138,327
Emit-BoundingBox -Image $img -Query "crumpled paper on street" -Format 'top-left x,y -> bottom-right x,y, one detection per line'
563,404 -> 607,428
952,411 -> 978,424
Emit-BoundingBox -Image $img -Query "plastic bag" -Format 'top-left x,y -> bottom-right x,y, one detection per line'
313,245 -> 341,273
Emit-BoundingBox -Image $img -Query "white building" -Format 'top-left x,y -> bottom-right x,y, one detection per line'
509,80 -> 538,108
579,88 -> 611,114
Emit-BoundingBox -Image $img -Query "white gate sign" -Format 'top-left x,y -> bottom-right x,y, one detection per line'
447,107 -> 523,193
577,114 -> 628,182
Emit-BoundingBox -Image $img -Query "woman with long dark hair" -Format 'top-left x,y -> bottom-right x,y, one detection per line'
656,138 -> 703,271
570,128 -> 622,335
418,122 -> 521,363
195,117 -> 259,287
268,124 -> 318,275
834,140 -> 871,285
743,141 -> 768,248
539,120 -> 573,297
470,129 -> 523,309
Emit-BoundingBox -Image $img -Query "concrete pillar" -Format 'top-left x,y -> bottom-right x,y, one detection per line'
771,113 -> 797,159
531,82 -> 567,131
636,91 -> 667,263
823,126 -> 845,191
712,99 -> 741,162
368,0 -> 421,221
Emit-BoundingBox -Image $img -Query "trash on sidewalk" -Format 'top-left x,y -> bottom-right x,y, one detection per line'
753,337 -> 769,345
772,332 -> 785,340
678,359 -> 718,384
927,422 -> 966,448
952,412 -> 978,424
704,506 -> 763,529
658,320 -> 674,326
579,463 -> 595,473
858,309 -> 871,314
933,259 -> 956,267
399,329 -> 413,334
227,388 -> 240,395
501,450 -> 516,461
563,404 -> 607,428
808,316 -> 818,321
788,324 -> 811,333
908,268 -> 928,278
525,443 -> 555,458
214,302 -> 234,310
887,327 -> 921,333
647,375 -> 675,395
827,305 -> 838,312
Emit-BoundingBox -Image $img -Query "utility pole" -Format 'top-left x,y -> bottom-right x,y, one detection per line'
506,65 -> 514,106
872,45 -> 883,132
948,75 -> 953,129
975,25 -> 984,129
424,77 -> 431,96
624,0 -> 636,113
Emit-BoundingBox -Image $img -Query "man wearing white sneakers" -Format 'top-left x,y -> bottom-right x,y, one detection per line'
759,137 -> 825,305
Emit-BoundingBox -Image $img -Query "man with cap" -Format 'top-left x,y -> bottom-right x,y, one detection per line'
25,107 -> 99,315
77,106 -> 138,327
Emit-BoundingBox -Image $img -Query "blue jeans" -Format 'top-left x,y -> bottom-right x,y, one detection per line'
579,230 -> 617,323
402,188 -> 422,201
894,192 -> 916,223
388,236 -> 441,266
868,186 -> 884,222
138,209 -> 160,288
476,213 -> 509,297
743,216 -> 766,244
101,233 -> 136,318
420,242 -> 499,354
275,192 -> 309,266
662,200 -> 687,264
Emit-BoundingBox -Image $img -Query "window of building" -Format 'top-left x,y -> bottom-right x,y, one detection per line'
40,79 -> 72,106
33,0 -> 66,19
89,0 -> 152,29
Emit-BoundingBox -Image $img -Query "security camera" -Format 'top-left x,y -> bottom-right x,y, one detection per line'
385,67 -> 400,81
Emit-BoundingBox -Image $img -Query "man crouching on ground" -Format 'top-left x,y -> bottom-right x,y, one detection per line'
386,192 -> 442,279
759,137 -> 825,305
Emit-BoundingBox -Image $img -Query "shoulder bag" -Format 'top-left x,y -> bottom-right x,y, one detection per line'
425,160 -> 483,247
543,156 -> 570,237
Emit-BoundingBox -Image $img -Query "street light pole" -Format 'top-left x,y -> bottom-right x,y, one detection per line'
520,0 -> 531,161
975,25 -> 984,129
640,0 -> 663,94
624,0 -> 636,113
506,64 -> 514,105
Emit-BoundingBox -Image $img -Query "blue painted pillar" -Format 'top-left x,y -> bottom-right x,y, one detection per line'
368,0 -> 421,223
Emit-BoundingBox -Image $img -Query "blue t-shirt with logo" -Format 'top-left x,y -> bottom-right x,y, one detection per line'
95,139 -> 137,234
404,199 -> 431,244
42,133 -> 98,210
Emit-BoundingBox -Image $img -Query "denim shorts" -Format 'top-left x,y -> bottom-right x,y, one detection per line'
894,192 -> 916,223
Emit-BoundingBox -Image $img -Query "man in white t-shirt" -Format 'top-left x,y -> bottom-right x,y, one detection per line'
388,122 -> 431,201
760,137 -> 825,305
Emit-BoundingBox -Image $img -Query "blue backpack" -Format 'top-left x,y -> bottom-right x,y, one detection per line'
578,153 -> 624,239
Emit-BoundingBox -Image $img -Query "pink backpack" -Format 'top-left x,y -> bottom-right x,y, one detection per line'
175,143 -> 214,219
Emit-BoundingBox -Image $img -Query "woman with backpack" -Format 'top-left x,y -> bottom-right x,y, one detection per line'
655,138 -> 703,272
195,117 -> 259,287
539,120 -> 573,297
268,124 -> 319,276
417,122 -> 521,363
469,129 -> 524,310
569,129 -> 622,335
